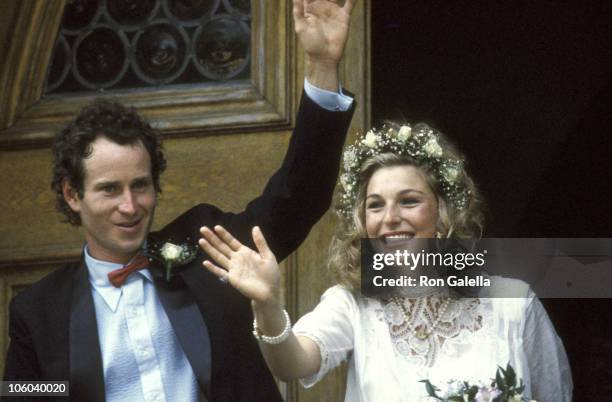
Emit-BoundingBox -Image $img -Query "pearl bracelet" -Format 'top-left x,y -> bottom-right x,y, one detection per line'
252,308 -> 291,344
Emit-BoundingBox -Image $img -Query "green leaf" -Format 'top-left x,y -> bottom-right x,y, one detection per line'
506,363 -> 517,387
165,262 -> 172,281
467,385 -> 479,399
516,381 -> 525,394
495,369 -> 506,392
419,380 -> 442,400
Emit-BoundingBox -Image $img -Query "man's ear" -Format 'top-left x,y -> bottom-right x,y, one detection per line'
61,178 -> 81,213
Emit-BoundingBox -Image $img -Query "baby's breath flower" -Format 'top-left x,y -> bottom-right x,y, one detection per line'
340,174 -> 353,191
442,166 -> 461,183
343,148 -> 357,170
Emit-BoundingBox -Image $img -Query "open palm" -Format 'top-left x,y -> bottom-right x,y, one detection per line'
294,0 -> 356,65
199,225 -> 280,303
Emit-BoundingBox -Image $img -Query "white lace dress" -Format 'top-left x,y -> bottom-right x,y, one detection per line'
292,278 -> 572,402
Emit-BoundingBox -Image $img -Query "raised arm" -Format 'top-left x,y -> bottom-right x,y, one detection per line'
204,0 -> 357,262
199,225 -> 322,380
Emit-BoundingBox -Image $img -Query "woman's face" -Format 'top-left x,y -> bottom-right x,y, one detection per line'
365,165 -> 439,244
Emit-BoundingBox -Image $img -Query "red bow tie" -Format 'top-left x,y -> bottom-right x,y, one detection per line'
108,254 -> 150,288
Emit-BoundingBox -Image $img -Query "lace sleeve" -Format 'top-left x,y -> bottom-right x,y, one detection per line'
523,290 -> 573,402
292,286 -> 356,388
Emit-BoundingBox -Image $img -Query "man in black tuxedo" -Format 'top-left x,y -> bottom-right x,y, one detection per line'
3,1 -> 356,401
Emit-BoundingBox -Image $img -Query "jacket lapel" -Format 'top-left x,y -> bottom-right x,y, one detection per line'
69,259 -> 106,402
155,263 -> 212,400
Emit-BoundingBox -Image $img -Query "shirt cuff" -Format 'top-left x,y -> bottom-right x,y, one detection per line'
304,78 -> 354,112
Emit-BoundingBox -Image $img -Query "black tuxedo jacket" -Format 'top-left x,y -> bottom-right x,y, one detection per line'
3,93 -> 355,401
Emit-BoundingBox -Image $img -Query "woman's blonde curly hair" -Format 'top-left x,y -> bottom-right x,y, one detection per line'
328,124 -> 485,292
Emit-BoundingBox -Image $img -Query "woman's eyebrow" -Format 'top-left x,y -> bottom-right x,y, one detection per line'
366,189 -> 424,199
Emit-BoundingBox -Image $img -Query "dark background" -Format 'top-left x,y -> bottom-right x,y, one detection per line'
372,1 -> 612,400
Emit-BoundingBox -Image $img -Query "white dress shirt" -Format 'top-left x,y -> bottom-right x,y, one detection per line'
85,248 -> 203,402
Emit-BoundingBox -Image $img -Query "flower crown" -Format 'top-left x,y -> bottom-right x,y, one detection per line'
337,123 -> 471,220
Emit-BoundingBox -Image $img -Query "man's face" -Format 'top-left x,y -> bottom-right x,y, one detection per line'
63,136 -> 157,264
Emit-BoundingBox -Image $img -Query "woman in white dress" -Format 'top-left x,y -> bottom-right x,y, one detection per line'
199,123 -> 573,402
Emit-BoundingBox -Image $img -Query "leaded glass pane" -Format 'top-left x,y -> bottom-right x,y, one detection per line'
45,0 -> 251,94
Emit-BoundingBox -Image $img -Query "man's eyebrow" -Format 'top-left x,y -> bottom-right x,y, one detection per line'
92,180 -> 120,189
132,176 -> 152,183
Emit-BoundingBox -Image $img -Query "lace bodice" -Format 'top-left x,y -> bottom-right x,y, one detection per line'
382,294 -> 486,367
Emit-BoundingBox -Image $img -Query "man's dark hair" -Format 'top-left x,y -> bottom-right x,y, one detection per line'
51,98 -> 167,225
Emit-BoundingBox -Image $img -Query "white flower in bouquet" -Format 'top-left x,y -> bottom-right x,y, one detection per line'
475,388 -> 502,402
421,364 -> 535,402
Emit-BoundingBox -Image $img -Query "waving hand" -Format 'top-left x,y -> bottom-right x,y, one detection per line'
199,225 -> 281,304
294,0 -> 356,66
294,0 -> 357,90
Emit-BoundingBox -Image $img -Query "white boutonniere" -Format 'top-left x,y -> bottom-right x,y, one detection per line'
160,242 -> 184,261
145,239 -> 198,282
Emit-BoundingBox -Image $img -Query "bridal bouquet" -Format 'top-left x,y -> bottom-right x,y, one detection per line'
421,364 -> 536,402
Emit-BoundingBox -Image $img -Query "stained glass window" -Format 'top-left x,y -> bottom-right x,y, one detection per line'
45,0 -> 251,94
